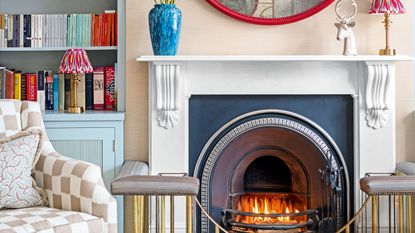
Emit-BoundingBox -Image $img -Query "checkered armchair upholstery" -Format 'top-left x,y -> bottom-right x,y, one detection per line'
0,100 -> 117,233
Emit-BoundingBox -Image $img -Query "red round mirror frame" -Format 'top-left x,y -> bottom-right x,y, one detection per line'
206,0 -> 335,25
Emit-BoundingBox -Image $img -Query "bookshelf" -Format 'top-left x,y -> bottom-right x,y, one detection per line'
1,0 -> 126,232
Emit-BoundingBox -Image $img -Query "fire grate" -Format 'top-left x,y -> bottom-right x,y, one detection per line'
222,208 -> 319,232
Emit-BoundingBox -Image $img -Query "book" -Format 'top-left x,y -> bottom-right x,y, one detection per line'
58,74 -> 65,111
21,74 -> 27,100
93,67 -> 104,110
104,66 -> 115,110
64,74 -> 71,110
14,71 -> 21,100
85,72 -> 94,110
76,74 -> 86,111
53,74 -> 59,110
37,70 -> 46,110
0,69 -> 5,98
45,76 -> 54,110
26,73 -> 37,101
5,70 -> 14,99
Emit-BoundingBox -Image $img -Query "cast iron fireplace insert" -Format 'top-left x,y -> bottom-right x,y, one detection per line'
194,110 -> 350,233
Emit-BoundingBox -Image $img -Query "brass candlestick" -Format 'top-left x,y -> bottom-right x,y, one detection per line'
68,74 -> 83,113
379,12 -> 396,56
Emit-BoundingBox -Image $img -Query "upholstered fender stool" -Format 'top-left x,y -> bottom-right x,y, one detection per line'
360,174 -> 415,233
111,161 -> 199,233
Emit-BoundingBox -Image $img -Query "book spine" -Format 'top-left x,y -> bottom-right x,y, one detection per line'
19,14 -> 23,47
37,70 -> 45,110
58,74 -> 65,111
85,72 -> 94,110
5,70 -> 14,99
45,76 -> 54,110
26,73 -> 37,101
93,67 -> 104,110
21,74 -> 27,101
77,73 -> 86,111
14,71 -> 21,100
104,66 -> 115,110
53,74 -> 59,110
0,69 -> 5,98
64,74 -> 71,110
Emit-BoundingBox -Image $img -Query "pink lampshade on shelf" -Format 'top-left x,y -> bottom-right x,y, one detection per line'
369,0 -> 405,14
58,48 -> 93,74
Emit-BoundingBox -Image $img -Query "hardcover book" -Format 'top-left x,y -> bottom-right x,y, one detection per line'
64,74 -> 71,110
45,75 -> 54,110
58,74 -> 65,111
76,74 -> 86,111
53,74 -> 59,110
104,66 -> 115,110
26,73 -> 37,101
5,70 -> 14,99
93,67 -> 104,110
85,72 -> 94,110
14,71 -> 21,100
21,74 -> 27,100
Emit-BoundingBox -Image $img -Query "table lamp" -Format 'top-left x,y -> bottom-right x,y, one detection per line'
369,0 -> 405,55
58,48 -> 93,113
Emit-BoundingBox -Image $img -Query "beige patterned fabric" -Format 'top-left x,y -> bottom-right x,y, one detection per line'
0,100 -> 22,138
0,207 -> 104,233
0,129 -> 45,209
0,100 -> 117,233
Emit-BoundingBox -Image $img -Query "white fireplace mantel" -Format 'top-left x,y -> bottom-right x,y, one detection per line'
137,55 -> 412,232
137,55 -> 412,129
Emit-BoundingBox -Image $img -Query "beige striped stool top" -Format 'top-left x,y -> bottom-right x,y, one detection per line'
111,161 -> 199,196
360,176 -> 415,195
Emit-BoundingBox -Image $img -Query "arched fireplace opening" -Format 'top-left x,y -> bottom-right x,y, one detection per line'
194,110 -> 350,233
244,156 -> 292,192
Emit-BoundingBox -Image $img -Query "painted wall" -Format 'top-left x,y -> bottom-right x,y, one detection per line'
124,0 -> 414,232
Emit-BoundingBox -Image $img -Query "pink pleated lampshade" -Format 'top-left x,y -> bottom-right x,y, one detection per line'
369,0 -> 405,14
58,48 -> 93,74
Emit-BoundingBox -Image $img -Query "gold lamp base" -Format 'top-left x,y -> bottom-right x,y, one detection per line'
68,107 -> 83,114
379,48 -> 396,56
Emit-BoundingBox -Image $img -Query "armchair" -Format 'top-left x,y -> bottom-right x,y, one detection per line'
0,100 -> 117,233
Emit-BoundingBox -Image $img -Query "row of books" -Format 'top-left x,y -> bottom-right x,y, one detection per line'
0,65 -> 117,111
0,12 -> 117,48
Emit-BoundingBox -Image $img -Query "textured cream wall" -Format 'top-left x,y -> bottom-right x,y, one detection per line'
124,0 -> 414,232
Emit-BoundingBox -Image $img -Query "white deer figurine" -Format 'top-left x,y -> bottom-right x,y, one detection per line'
334,0 -> 358,56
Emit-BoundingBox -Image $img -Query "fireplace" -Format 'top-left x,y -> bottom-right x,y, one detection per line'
139,55 -> 407,233
192,103 -> 351,233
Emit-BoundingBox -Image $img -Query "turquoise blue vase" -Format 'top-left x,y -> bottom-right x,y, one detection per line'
149,4 -> 182,56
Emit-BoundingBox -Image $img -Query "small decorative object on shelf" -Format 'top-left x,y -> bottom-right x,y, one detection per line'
334,0 -> 358,56
369,0 -> 405,55
58,48 -> 93,113
149,0 -> 182,55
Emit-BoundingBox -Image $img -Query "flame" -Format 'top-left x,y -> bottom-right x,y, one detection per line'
237,194 -> 306,225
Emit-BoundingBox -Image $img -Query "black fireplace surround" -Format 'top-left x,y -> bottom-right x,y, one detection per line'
189,95 -> 354,233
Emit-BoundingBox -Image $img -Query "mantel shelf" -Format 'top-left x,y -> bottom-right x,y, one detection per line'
136,55 -> 413,62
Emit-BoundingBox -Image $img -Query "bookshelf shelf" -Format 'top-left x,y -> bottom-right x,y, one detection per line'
0,46 -> 118,52
42,110 -> 125,121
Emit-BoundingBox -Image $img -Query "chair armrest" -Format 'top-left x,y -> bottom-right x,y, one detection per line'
34,151 -> 117,233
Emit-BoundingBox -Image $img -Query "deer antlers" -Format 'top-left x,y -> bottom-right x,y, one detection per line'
335,0 -> 357,23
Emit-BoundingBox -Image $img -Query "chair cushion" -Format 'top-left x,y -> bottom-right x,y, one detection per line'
0,129 -> 46,209
397,162 -> 415,175
111,175 -> 199,196
360,176 -> 415,195
0,207 -> 104,233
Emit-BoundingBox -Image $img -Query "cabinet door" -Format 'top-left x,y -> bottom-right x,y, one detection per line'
45,127 -> 115,189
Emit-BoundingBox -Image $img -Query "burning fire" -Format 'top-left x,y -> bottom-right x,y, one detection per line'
236,194 -> 306,225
